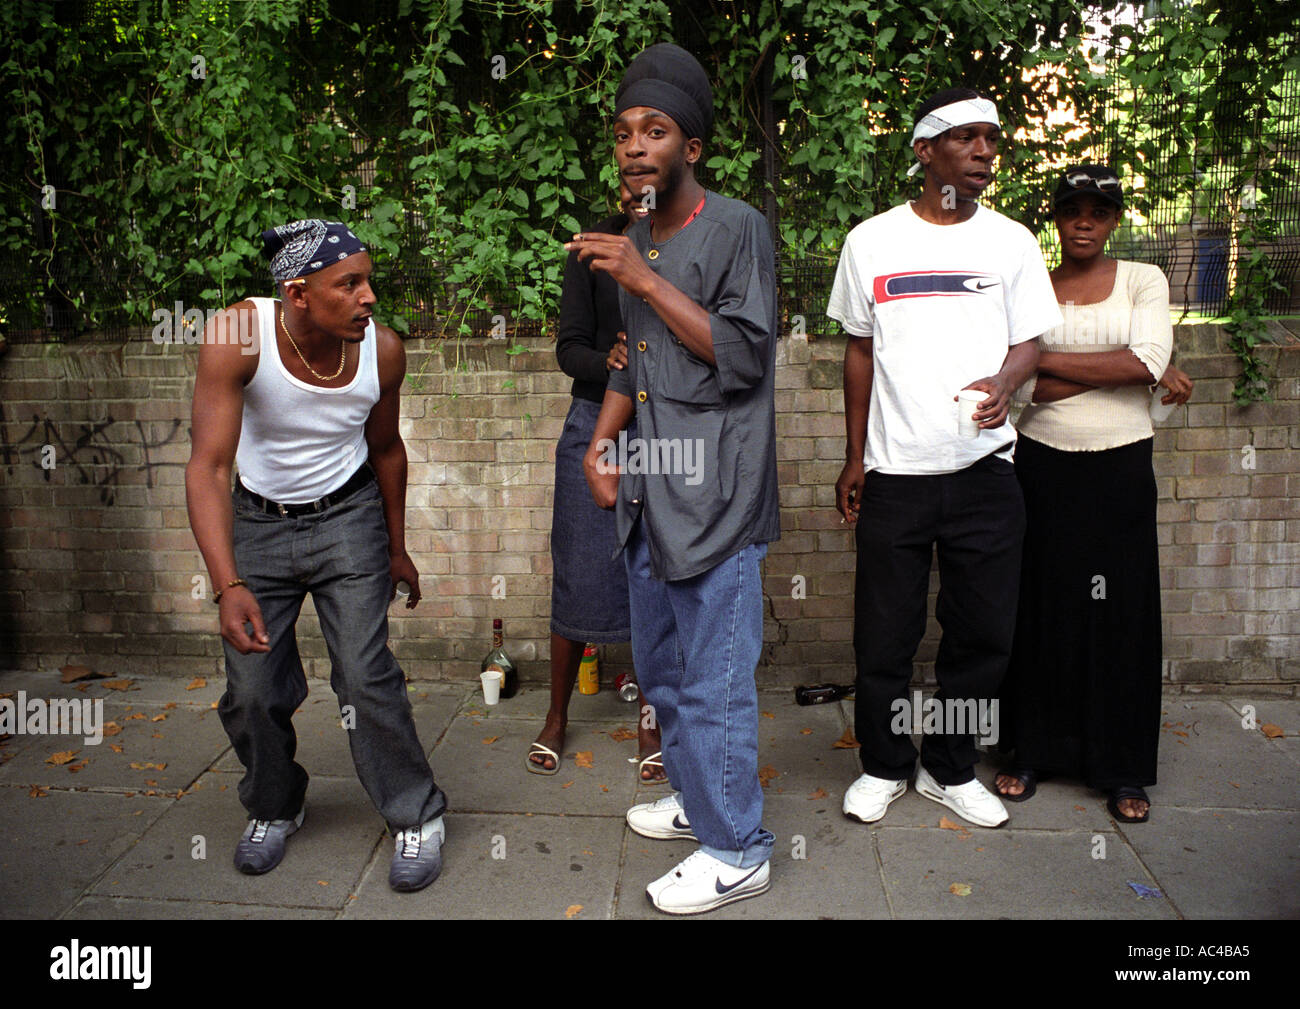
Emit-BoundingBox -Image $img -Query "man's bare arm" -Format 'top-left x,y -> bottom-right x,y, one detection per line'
365,325 -> 420,608
184,301 -> 269,653
835,335 -> 873,525
961,339 -> 1040,429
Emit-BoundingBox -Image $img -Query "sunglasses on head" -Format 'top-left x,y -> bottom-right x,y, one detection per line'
1065,171 -> 1121,191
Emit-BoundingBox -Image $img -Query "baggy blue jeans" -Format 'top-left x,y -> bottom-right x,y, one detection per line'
624,517 -> 775,868
218,477 -> 447,832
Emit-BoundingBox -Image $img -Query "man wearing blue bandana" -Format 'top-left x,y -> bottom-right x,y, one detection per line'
185,220 -> 448,891
828,88 -> 1062,830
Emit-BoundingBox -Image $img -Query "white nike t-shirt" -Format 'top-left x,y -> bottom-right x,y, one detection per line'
827,202 -> 1063,474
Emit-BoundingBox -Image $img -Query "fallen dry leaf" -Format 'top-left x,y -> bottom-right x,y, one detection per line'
1230,782 -> 1240,788
68,760 -> 88,773
574,751 -> 594,769
799,728 -> 813,735
29,785 -> 49,798
210,701 -> 218,709
151,714 -> 167,723
46,750 -> 78,766
758,765 -> 780,788
1074,804 -> 1086,811
561,780 -> 574,789
564,904 -> 583,919
317,880 -> 329,886
481,736 -> 500,745
109,744 -> 123,753
808,787 -> 828,800
949,882 -> 972,896
129,761 -> 166,771
60,664 -> 103,683
939,816 -> 970,835
102,722 -> 122,737
607,726 -> 635,742
1260,723 -> 1284,739
761,711 -> 775,719
99,679 -> 134,691
124,713 -> 146,722
831,727 -> 860,749
186,677 -> 207,691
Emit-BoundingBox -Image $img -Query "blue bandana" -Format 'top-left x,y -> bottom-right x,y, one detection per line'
261,220 -> 367,282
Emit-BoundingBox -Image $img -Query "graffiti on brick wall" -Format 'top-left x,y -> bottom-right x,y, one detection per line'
0,404 -> 187,505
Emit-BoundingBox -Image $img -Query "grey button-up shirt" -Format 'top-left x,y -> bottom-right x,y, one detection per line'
606,191 -> 780,580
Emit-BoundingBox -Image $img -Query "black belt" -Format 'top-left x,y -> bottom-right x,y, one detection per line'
238,464 -> 374,517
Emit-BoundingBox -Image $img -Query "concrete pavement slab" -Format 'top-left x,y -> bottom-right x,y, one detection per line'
876,826 -> 1178,919
343,812 -> 624,919
0,785 -> 172,919
89,771 -> 386,910
1115,808 -> 1300,919
432,714 -> 640,815
65,897 -> 336,920
1151,699 -> 1297,809
0,701 -> 230,793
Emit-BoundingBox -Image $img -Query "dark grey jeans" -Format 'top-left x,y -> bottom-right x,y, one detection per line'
218,477 -> 446,831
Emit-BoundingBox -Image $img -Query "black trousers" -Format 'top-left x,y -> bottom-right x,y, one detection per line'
852,454 -> 1025,785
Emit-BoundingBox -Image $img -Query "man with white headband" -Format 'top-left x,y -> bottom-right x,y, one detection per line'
826,87 -> 1062,829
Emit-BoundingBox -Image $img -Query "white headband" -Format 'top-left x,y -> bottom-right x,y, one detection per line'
907,97 -> 1000,176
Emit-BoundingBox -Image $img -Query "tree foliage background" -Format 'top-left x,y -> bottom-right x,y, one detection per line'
0,0 -> 1295,346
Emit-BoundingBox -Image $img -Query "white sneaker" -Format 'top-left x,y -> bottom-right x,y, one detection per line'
914,766 -> 1009,828
626,792 -> 696,840
646,850 -> 770,915
842,773 -> 907,823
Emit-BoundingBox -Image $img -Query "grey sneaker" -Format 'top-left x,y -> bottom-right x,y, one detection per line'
234,807 -> 305,875
389,816 -> 445,892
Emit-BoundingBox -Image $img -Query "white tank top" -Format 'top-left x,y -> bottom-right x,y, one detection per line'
235,297 -> 380,504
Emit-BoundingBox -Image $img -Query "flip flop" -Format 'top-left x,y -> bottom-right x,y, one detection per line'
1107,786 -> 1150,823
636,751 -> 667,785
993,767 -> 1037,802
526,742 -> 560,776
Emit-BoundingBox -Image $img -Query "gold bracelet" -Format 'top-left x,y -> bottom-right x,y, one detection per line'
213,578 -> 248,605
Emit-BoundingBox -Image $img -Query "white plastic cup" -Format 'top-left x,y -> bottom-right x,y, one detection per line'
480,670 -> 503,706
395,580 -> 411,596
957,389 -> 986,437
1149,389 -> 1176,422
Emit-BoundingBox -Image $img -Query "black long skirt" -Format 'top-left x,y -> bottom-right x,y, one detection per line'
999,435 -> 1162,790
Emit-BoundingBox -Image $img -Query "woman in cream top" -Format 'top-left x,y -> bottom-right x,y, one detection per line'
996,165 -> 1193,824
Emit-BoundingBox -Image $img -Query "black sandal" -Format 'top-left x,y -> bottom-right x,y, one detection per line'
994,768 -> 1037,802
1107,786 -> 1151,823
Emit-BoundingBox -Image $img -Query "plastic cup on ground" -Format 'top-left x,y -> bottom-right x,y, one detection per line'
957,389 -> 986,437
480,670 -> 503,705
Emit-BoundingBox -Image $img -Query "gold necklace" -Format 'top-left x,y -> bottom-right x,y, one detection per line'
279,306 -> 345,381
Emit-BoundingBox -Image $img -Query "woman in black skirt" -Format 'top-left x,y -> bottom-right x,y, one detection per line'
996,165 -> 1193,822
527,183 -> 665,781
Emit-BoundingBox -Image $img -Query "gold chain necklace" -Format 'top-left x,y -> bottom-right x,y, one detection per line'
279,306 -> 345,381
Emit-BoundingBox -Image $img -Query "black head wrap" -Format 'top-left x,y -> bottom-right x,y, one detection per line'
261,219 -> 367,282
614,43 -> 713,142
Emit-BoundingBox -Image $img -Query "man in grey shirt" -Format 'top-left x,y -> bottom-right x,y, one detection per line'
565,42 -> 779,914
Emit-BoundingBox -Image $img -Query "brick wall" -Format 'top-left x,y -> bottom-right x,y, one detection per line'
1,324 -> 1297,691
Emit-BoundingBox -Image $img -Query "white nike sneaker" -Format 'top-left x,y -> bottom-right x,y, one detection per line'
626,792 -> 696,840
646,850 -> 770,915
914,766 -> 1009,828
842,772 -> 907,823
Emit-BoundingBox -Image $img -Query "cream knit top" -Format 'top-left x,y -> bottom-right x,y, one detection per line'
1017,260 -> 1174,451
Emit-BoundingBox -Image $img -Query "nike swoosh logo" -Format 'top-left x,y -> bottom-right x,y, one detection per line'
715,865 -> 763,894
974,281 -> 999,290
671,815 -> 689,830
